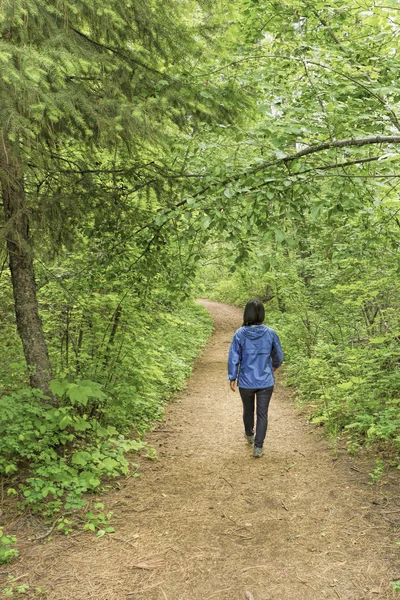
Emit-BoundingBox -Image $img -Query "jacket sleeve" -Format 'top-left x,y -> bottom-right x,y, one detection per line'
228,332 -> 241,381
271,331 -> 284,369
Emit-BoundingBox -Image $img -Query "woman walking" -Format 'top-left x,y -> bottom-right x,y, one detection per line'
228,299 -> 284,457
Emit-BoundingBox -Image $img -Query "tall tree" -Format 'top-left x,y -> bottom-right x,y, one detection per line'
0,140 -> 53,392
0,0 -> 240,393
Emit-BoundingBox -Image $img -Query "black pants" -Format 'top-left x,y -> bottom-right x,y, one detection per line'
239,386 -> 274,448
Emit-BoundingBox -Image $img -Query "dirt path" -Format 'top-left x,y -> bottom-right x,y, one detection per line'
7,301 -> 400,599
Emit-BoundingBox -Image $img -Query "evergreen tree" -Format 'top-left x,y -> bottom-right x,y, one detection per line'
0,0 -> 239,393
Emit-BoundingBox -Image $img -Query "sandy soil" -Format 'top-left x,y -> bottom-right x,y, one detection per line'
2,300 -> 400,600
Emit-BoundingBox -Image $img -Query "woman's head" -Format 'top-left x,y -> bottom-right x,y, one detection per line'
242,299 -> 265,326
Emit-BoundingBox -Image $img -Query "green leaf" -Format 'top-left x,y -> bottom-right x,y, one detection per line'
59,415 -> 73,430
100,457 -> 119,472
369,337 -> 387,344
49,380 -> 69,397
68,385 -> 89,406
71,451 -> 91,467
155,214 -> 168,226
200,215 -> 211,230
337,381 -> 354,390
73,417 -> 91,432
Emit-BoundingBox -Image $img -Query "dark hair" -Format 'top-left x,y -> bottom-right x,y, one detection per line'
242,299 -> 265,326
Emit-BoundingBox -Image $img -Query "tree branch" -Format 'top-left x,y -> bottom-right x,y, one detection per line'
247,135 -> 400,175
194,53 -> 400,132
296,154 -> 387,174
71,28 -> 164,76
312,10 -> 348,54
248,155 -> 390,190
302,58 -> 334,141
182,135 -> 400,202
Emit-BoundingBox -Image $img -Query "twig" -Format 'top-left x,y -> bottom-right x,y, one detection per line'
131,558 -> 164,570
209,588 -> 233,598
344,515 -> 358,523
35,516 -> 66,541
281,502 -> 289,511
295,574 -> 317,591
126,467 -> 140,479
161,589 -> 168,600
153,429 -> 178,433
382,515 -> 400,525
221,477 -> 234,488
109,537 -> 138,548
294,450 -> 306,457
127,581 -> 164,595
12,573 -> 29,582
220,531 -> 254,540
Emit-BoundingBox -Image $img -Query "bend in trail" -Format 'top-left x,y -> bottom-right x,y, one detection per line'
10,301 -> 399,599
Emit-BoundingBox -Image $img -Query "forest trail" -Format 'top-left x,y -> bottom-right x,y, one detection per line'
10,301 -> 399,600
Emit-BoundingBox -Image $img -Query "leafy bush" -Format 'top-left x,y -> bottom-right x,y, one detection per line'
0,530 -> 18,564
0,386 -> 144,514
0,301 -> 212,514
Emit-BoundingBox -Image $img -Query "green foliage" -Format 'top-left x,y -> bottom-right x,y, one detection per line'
1,579 -> 29,598
368,460 -> 385,486
83,503 -> 115,537
392,580 -> 400,593
56,516 -> 73,536
38,292 -> 213,432
0,301 -> 212,514
0,386 -> 144,513
0,530 -> 18,564
1,576 -> 45,598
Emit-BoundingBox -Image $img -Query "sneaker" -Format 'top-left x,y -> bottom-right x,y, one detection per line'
244,433 -> 255,445
253,446 -> 264,458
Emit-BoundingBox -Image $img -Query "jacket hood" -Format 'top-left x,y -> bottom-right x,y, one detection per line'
240,324 -> 269,340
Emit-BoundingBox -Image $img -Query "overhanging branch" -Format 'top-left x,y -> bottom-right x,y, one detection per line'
183,135 -> 400,202
249,135 -> 400,174
194,53 -> 400,132
71,28 -> 164,76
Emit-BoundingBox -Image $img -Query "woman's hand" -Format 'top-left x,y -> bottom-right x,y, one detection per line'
229,380 -> 237,392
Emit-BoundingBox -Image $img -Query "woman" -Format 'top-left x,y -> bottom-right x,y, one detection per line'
228,299 -> 283,457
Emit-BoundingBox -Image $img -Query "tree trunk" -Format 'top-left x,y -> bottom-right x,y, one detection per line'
103,304 -> 122,368
0,141 -> 53,395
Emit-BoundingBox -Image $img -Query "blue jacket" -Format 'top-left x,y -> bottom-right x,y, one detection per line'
228,325 -> 284,389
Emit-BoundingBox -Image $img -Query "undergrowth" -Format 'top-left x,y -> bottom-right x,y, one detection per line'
0,300 -> 212,518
